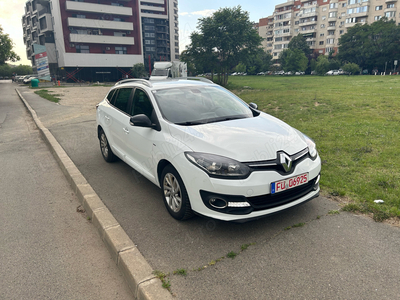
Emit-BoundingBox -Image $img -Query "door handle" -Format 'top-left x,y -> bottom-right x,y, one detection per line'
123,128 -> 129,134
105,116 -> 110,121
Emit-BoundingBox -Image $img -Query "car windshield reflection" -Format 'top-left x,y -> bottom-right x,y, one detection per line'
153,86 -> 253,125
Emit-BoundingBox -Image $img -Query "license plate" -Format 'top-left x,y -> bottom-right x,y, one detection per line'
271,173 -> 309,194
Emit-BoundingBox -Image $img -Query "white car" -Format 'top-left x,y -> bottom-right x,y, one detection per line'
96,78 -> 321,222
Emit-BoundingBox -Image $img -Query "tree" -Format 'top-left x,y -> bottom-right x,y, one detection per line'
0,26 -> 20,65
315,55 -> 330,75
337,18 -> 400,72
288,34 -> 311,56
341,63 -> 360,75
329,58 -> 341,70
310,59 -> 317,72
182,6 -> 263,86
240,48 -> 272,75
280,49 -> 308,72
131,63 -> 147,78
235,62 -> 246,73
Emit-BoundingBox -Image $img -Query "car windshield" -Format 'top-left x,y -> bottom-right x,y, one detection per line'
153,86 -> 253,125
151,69 -> 168,76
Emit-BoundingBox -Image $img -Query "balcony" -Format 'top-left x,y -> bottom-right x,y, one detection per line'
299,11 -> 318,18
141,12 -> 168,19
275,31 -> 292,37
70,33 -> 135,45
299,19 -> 317,26
140,4 -> 165,12
141,0 -> 165,3
66,1 -> 132,16
68,18 -> 133,31
300,28 -> 317,34
275,1 -> 294,9
39,14 -> 53,33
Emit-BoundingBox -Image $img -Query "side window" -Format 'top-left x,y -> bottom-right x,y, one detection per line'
113,88 -> 132,114
106,89 -> 115,102
131,89 -> 154,119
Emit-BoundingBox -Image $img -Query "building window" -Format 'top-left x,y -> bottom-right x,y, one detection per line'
385,11 -> 395,18
375,6 -> 383,11
375,15 -> 382,21
115,46 -> 127,54
76,45 -> 89,53
387,4 -> 395,8
319,41 -> 324,45
326,38 -> 334,44
144,26 -> 155,30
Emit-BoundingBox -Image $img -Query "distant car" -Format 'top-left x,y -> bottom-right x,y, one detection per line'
257,72 -> 265,75
0,76 -> 3,80
18,75 -> 30,83
326,70 -> 339,75
96,78 -> 321,222
23,76 -> 37,84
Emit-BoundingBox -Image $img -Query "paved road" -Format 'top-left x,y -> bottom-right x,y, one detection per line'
0,81 -> 133,299
17,84 -> 400,299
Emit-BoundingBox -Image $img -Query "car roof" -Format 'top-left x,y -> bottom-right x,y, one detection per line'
113,78 -> 215,90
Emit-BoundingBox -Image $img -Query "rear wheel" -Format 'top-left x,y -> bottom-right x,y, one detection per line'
161,165 -> 193,220
99,129 -> 117,162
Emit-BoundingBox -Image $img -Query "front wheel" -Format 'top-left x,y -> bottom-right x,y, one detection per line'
161,165 -> 193,220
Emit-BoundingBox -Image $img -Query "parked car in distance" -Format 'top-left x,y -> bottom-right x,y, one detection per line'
23,76 -> 37,84
0,76 -> 3,80
96,78 -> 321,222
326,70 -> 339,75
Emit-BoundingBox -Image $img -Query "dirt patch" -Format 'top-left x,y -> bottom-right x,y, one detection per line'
46,86 -> 110,114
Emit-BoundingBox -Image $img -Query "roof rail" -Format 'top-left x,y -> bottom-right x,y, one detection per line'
175,77 -> 214,84
114,78 -> 153,88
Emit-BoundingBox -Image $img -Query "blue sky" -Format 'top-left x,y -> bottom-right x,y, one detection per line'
179,1 -> 282,51
0,0 -> 282,65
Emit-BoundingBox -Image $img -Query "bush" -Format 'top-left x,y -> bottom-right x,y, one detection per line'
342,63 -> 360,75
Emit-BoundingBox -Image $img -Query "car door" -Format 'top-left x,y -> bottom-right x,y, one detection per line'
124,88 -> 161,182
106,87 -> 134,159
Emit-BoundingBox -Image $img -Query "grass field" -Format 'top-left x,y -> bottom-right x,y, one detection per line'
227,75 -> 400,222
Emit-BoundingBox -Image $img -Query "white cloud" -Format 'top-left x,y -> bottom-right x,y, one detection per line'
180,9 -> 216,18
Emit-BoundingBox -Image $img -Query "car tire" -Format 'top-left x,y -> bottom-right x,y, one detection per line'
99,129 -> 117,162
161,165 -> 194,220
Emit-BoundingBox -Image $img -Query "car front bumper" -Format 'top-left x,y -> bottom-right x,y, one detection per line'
173,153 -> 321,222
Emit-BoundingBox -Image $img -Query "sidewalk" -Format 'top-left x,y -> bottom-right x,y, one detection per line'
0,81 -> 134,299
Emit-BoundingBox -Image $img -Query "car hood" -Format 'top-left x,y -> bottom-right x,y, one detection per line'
168,113 -> 307,162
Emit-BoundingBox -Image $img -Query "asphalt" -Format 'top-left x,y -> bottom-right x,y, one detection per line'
12,82 -> 400,299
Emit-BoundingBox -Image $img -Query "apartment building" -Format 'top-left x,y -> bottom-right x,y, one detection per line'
22,0 -> 179,82
259,0 -> 399,59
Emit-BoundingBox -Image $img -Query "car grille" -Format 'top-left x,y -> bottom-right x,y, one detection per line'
247,176 -> 318,211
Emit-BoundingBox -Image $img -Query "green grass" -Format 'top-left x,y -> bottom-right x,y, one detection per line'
34,89 -> 61,103
227,75 -> 400,221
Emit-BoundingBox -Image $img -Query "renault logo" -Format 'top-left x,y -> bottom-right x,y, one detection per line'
279,152 -> 292,172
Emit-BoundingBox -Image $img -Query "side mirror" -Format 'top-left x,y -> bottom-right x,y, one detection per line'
249,102 -> 258,110
130,114 -> 154,128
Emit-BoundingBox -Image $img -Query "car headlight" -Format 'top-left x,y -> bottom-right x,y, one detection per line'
303,134 -> 318,159
185,152 -> 251,179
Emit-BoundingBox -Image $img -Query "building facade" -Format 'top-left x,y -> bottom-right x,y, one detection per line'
22,0 -> 179,82
259,0 -> 399,59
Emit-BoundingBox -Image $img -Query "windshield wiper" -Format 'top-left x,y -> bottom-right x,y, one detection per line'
175,121 -> 205,126
206,116 -> 245,124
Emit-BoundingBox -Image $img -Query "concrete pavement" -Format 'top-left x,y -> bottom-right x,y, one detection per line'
13,82 -> 400,300
0,80 -> 133,299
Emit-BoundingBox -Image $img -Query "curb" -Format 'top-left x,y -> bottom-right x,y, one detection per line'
16,89 -> 173,300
